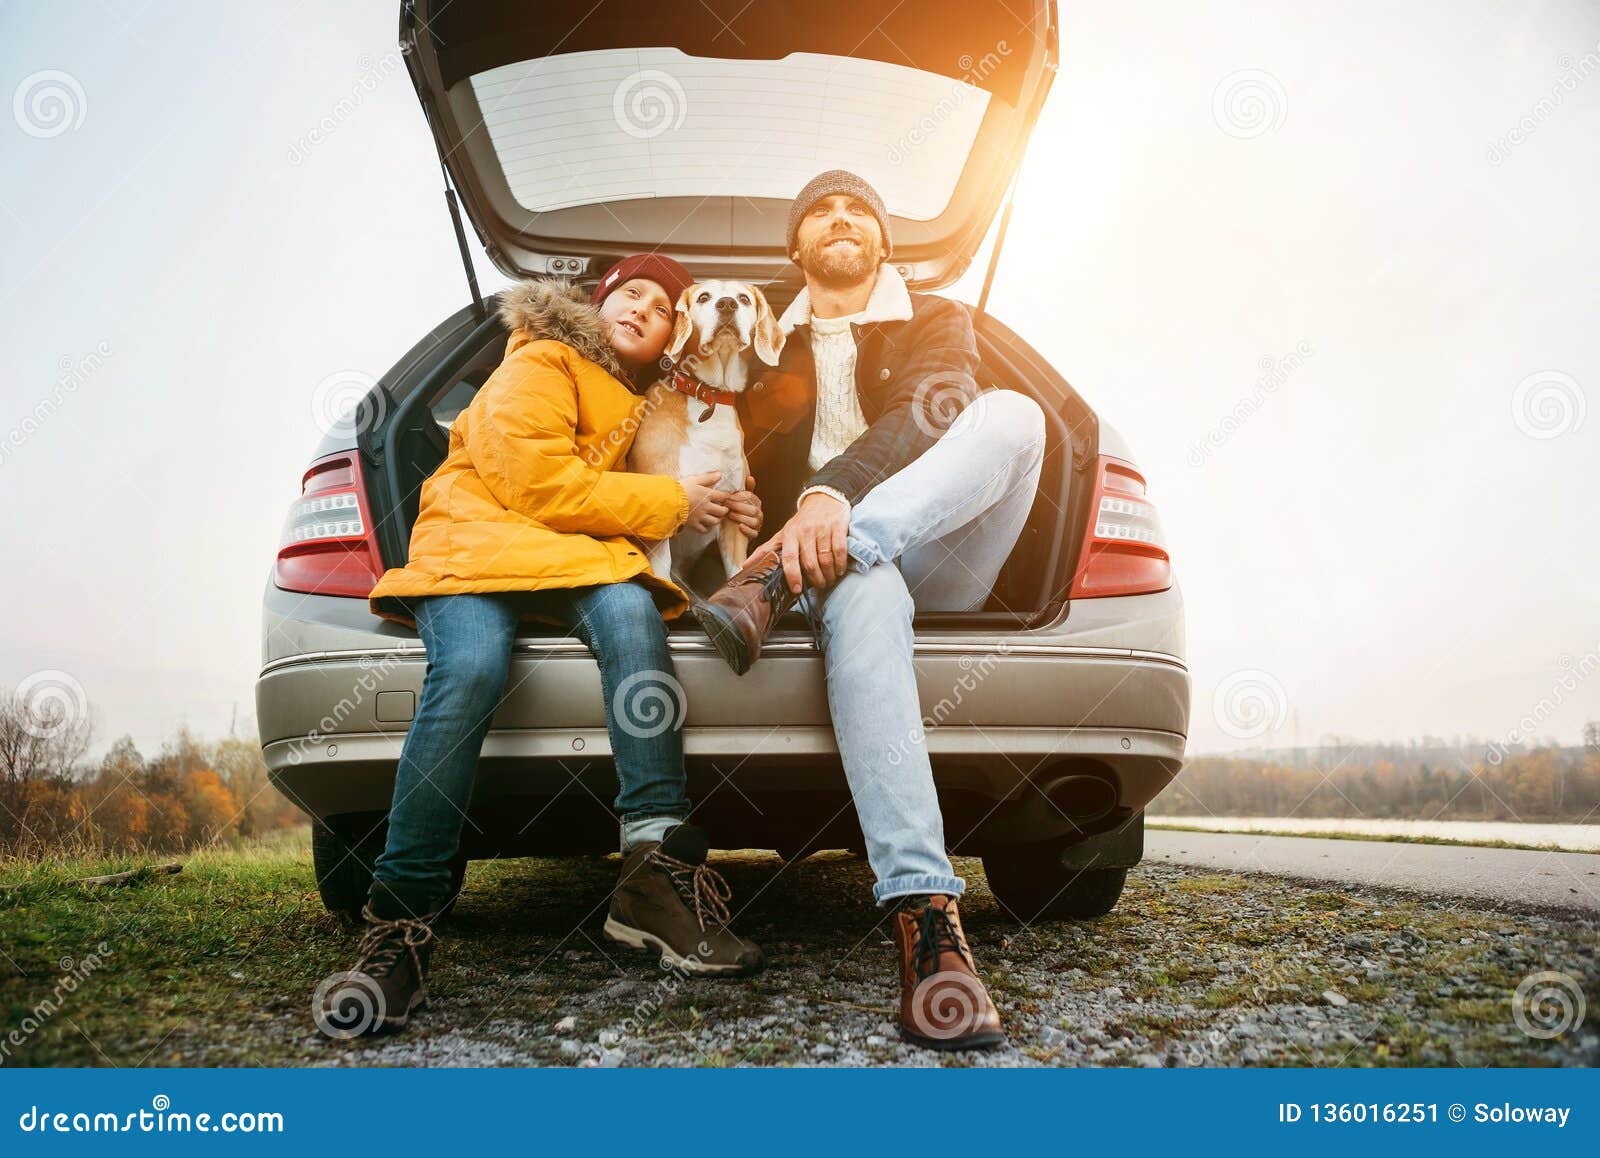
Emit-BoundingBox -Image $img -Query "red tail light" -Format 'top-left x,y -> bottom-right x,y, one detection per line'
274,451 -> 385,598
1068,456 -> 1172,599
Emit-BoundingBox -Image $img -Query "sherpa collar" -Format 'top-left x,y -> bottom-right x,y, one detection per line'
777,263 -> 914,335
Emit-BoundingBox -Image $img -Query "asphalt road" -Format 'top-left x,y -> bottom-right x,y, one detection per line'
1146,829 -> 1600,914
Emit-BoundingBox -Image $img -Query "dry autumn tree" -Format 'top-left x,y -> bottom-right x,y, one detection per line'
0,683 -> 93,852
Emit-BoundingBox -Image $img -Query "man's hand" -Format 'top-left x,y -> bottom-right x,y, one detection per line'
722,473 -> 763,538
755,490 -> 850,594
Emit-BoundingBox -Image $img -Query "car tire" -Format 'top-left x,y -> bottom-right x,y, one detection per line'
982,847 -> 1128,922
311,817 -> 466,923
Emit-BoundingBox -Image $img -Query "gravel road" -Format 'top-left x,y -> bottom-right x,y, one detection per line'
1147,830 -> 1600,913
264,850 -> 1599,1069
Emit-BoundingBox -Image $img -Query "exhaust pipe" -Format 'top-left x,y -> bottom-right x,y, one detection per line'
1037,773 -> 1118,823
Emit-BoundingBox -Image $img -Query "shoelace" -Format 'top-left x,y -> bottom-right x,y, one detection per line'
737,551 -> 825,652
733,552 -> 790,598
650,850 -> 735,932
354,913 -> 435,979
797,586 -> 826,653
910,904 -> 970,982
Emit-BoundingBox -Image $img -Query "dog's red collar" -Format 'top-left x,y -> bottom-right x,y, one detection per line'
665,366 -> 738,421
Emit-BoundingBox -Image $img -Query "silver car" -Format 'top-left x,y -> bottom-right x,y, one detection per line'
257,0 -> 1188,923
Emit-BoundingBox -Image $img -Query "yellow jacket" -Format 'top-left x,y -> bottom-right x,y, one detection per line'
369,280 -> 688,626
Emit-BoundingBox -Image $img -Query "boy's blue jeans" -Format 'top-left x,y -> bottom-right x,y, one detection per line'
368,582 -> 689,918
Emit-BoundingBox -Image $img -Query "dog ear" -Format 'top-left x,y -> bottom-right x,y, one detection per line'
750,284 -> 785,367
664,285 -> 697,361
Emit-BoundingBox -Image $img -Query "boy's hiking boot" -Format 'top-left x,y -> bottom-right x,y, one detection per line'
892,894 -> 1005,1051
691,550 -> 799,675
605,823 -> 765,976
314,902 -> 440,1037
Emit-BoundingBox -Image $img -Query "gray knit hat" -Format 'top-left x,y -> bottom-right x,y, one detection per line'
785,169 -> 892,259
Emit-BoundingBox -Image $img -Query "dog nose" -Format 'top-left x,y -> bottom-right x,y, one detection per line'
715,296 -> 737,314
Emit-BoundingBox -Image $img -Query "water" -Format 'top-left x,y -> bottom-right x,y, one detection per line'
1148,815 -> 1600,852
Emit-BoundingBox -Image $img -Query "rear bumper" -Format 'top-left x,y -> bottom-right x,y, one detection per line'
257,635 -> 1188,854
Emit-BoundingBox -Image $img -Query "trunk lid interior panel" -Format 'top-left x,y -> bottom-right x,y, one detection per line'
400,0 -> 1057,287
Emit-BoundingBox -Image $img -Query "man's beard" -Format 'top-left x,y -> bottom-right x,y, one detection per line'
796,229 -> 882,288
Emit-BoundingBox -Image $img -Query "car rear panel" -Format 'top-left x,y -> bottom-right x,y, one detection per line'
258,580 -> 1188,838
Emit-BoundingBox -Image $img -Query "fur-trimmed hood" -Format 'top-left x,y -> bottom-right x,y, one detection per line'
369,276 -> 690,627
497,278 -> 627,381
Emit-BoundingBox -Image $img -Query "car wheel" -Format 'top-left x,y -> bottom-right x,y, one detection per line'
311,817 -> 466,923
982,846 -> 1128,922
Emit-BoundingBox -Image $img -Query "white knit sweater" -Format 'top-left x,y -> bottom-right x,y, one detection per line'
775,265 -> 917,484
806,312 -> 870,471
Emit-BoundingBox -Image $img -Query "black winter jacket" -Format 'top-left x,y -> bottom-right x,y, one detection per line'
739,286 -> 981,525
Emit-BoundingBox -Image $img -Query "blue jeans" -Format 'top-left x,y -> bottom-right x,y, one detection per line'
804,390 -> 1047,905
368,582 -> 690,917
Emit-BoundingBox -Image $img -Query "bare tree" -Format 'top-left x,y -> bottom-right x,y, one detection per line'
0,684 -> 93,848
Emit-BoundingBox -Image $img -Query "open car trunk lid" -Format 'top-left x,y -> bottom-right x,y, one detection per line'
400,0 -> 1056,289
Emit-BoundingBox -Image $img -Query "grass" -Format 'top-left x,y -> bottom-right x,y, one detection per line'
1,835 -> 892,1066
1146,821 -> 1585,853
1,829 -> 329,1066
2,837 -> 1595,1068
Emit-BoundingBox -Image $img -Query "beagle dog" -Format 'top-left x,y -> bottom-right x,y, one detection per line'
628,279 -> 784,586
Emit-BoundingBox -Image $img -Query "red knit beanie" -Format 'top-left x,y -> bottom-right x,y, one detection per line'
590,254 -> 694,308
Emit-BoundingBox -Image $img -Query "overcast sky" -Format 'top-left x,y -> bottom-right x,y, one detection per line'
2,0 -> 1596,760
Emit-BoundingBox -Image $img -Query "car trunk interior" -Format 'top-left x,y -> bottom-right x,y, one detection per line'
367,287 -> 1097,637
377,1 -> 1073,633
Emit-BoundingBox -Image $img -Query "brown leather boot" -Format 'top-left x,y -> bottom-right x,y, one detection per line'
689,550 -> 798,675
314,902 -> 441,1038
604,823 -> 766,976
892,894 -> 1005,1051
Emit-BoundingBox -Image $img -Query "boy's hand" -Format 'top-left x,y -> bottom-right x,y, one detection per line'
679,471 -> 731,534
723,473 -> 763,537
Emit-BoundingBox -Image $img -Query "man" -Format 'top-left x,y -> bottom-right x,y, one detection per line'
693,170 -> 1046,1050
